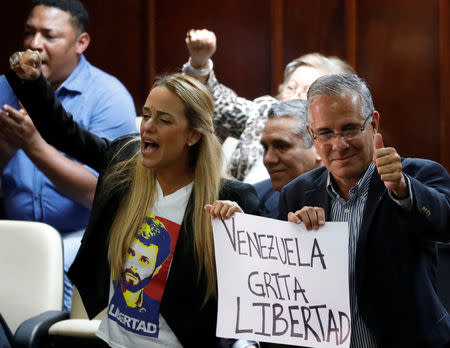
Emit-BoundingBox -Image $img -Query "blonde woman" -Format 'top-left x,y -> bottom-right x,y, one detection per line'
4,51 -> 261,347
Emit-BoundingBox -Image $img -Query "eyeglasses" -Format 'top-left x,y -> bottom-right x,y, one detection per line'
310,116 -> 372,144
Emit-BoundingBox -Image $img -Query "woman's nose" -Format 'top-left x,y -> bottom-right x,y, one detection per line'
142,117 -> 156,132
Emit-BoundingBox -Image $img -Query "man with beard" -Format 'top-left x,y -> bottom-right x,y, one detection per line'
107,215 -> 172,337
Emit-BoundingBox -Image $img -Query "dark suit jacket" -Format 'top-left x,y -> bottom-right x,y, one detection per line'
254,179 -> 280,218
6,71 -> 262,348
278,161 -> 450,347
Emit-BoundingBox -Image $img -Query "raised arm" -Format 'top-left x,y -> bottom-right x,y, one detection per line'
184,29 -> 268,140
4,50 -> 112,174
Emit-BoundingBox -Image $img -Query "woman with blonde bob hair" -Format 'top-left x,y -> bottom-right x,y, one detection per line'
4,51 -> 261,347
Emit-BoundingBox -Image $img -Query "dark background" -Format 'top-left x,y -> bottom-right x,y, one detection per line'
2,0 -> 449,170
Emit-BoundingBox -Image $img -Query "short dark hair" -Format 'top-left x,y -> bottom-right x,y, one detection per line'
268,99 -> 313,148
32,0 -> 89,33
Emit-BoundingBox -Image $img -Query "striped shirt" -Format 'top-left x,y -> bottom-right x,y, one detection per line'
327,163 -> 378,348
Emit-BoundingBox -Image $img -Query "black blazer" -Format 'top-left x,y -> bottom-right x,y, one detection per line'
278,162 -> 450,347
6,71 -> 262,347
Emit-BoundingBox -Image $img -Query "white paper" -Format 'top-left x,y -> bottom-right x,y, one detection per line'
212,213 -> 350,347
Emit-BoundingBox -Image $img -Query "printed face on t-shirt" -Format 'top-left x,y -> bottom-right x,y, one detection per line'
121,216 -> 172,294
124,242 -> 159,292
103,203 -> 186,341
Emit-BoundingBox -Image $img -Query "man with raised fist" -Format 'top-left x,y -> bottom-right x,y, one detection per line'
278,73 -> 450,347
0,0 -> 136,312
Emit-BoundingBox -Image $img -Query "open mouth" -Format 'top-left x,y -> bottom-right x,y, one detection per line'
142,140 -> 159,153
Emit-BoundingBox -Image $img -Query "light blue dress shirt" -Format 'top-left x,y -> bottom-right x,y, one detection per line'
1,54 -> 137,233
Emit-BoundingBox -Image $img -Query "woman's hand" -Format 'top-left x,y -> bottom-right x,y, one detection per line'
9,49 -> 41,80
204,200 -> 243,219
185,29 -> 216,69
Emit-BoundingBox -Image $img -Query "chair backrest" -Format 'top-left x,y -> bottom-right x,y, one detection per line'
0,220 -> 64,333
70,286 -> 105,320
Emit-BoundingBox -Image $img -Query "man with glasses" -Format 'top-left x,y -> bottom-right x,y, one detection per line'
278,74 -> 450,347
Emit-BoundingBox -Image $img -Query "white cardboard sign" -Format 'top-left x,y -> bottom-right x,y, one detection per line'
212,213 -> 350,347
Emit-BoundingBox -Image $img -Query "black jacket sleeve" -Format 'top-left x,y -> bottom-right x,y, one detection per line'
5,70 -> 114,172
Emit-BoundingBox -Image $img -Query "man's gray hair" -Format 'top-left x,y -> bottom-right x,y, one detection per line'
306,74 -> 375,124
268,99 -> 313,148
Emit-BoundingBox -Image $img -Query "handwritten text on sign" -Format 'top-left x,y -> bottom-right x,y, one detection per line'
212,213 -> 350,347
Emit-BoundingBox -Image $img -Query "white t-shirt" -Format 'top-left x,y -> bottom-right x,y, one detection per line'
243,155 -> 269,184
97,181 -> 193,348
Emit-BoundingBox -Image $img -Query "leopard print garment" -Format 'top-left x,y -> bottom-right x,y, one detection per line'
206,70 -> 277,181
182,63 -> 278,180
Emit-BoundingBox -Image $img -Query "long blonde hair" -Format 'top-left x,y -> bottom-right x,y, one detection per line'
105,74 -> 223,300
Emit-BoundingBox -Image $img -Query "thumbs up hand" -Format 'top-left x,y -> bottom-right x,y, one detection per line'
372,133 -> 408,199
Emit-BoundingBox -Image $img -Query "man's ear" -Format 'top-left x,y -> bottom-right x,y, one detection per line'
311,145 -> 322,164
315,153 -> 322,164
75,32 -> 90,55
371,111 -> 380,133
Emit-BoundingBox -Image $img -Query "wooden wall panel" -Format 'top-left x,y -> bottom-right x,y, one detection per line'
154,0 -> 271,103
358,0 -> 440,162
1,3 -> 31,73
270,0 -> 284,96
440,0 -> 450,169
0,0 -> 448,170
283,0 -> 348,65
82,0 -> 148,112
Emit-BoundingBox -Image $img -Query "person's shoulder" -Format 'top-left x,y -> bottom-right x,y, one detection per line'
84,60 -> 131,94
286,166 -> 328,190
402,158 -> 448,176
253,178 -> 273,195
253,95 -> 277,115
253,95 -> 277,104
107,133 -> 140,160
110,133 -> 139,146
220,178 -> 255,192
220,179 -> 261,213
279,166 -> 328,201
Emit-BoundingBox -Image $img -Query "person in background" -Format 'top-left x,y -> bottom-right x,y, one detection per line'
3,50 -> 260,347
183,29 -> 354,182
280,73 -> 450,347
254,99 -> 321,218
0,0 -> 136,311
